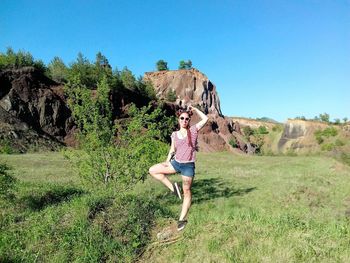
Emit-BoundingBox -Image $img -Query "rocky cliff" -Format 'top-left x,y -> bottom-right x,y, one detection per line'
0,67 -> 73,151
144,69 -> 223,117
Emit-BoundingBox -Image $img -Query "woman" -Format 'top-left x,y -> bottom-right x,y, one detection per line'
149,105 -> 208,231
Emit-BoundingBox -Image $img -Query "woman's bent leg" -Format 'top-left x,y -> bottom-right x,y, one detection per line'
179,176 -> 193,220
149,162 -> 177,191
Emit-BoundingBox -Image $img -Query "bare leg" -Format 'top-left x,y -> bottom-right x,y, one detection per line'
179,176 -> 193,220
149,162 -> 177,191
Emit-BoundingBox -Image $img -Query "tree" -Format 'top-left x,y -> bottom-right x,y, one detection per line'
334,118 -> 341,125
68,52 -> 96,88
156,60 -> 168,71
319,113 -> 330,123
94,52 -> 112,82
136,76 -> 156,100
48,56 -> 68,83
343,117 -> 348,124
0,47 -> 47,72
64,75 -> 169,190
120,67 -> 136,90
178,60 -> 192,69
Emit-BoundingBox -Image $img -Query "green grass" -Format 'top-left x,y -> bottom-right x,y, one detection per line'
1,152 -> 350,262
140,152 -> 350,262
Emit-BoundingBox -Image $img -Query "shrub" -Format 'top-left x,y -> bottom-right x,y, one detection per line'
315,133 -> 324,144
178,60 -> 192,69
322,127 -> 338,137
314,127 -> 338,144
47,56 -> 68,83
243,126 -> 254,138
64,76 -> 169,191
321,143 -> 335,151
229,138 -> 238,148
0,138 -> 14,154
272,124 -> 283,132
256,126 -> 269,134
0,47 -> 46,72
0,163 -> 16,200
335,139 -> 345,147
156,60 -> 168,71
341,153 -> 350,166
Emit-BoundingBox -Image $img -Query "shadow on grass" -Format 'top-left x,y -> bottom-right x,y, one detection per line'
20,186 -> 84,211
192,178 -> 256,203
158,177 -> 256,205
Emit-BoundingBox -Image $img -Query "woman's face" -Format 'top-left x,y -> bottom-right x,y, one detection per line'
179,113 -> 190,128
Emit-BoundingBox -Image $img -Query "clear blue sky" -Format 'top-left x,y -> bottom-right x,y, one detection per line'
1,0 -> 349,122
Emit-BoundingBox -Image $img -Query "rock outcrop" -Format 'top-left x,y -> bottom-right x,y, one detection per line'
0,67 -> 73,151
144,69 -> 223,117
144,69 -> 248,153
278,119 -> 330,152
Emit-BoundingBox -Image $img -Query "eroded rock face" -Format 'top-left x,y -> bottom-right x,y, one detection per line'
0,67 -> 73,150
0,106 -> 62,152
278,119 -> 330,152
144,69 -> 223,117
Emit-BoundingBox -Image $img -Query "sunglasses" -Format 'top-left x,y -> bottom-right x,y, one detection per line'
180,117 -> 190,121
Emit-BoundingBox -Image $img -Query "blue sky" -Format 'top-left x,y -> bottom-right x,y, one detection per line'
1,0 -> 349,122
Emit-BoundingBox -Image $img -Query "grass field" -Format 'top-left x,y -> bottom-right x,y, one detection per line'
1,152 -> 350,262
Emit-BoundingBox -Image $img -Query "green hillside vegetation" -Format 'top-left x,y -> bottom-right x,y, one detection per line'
1,152 -> 350,262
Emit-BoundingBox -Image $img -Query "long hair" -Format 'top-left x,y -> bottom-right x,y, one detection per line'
176,109 -> 193,148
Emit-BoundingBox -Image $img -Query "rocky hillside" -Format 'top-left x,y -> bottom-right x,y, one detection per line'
0,67 -> 155,152
233,117 -> 350,155
0,67 -> 72,152
2,66 -> 346,155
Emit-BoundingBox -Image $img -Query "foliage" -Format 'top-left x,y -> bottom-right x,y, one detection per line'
0,183 -> 171,262
120,66 -> 136,91
319,113 -> 330,123
64,76 -> 169,190
340,153 -> 350,166
135,77 -> 156,100
256,126 -> 269,134
314,127 -> 338,139
68,52 -> 98,88
229,138 -> 238,148
315,134 -> 324,144
0,162 -> 16,200
166,89 -> 177,102
0,47 -> 46,72
272,124 -> 283,132
2,152 -> 350,262
156,60 -> 168,71
178,60 -> 192,69
94,52 -> 112,80
321,143 -> 335,151
334,139 -> 345,147
243,126 -> 254,139
47,56 -> 68,83
0,138 -> 15,154
333,118 -> 341,125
